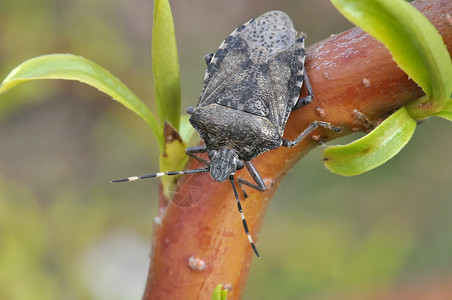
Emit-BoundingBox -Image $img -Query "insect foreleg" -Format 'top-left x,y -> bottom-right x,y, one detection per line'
238,181 -> 249,199
185,145 -> 210,166
237,161 -> 266,192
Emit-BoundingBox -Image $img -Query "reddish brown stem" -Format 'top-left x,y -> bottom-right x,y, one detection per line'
143,1 -> 452,299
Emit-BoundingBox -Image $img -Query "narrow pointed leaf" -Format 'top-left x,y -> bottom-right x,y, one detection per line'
331,0 -> 452,119
323,107 -> 417,176
159,123 -> 189,197
0,54 -> 164,150
152,0 -> 181,130
179,114 -> 197,144
433,100 -> 452,121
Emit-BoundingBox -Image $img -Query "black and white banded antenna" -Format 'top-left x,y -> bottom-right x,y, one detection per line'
230,175 -> 260,258
111,167 -> 210,183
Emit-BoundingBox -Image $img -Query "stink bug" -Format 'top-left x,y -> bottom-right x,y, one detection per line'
113,11 -> 340,257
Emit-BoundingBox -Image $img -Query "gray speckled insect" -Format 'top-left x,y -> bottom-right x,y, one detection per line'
113,11 -> 340,257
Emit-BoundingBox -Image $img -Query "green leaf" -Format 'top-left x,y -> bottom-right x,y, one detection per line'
211,284 -> 228,300
331,0 -> 452,120
0,54 -> 164,150
179,114 -> 197,144
327,0 -> 452,175
323,107 -> 417,176
433,99 -> 452,121
152,0 -> 181,130
159,123 -> 189,197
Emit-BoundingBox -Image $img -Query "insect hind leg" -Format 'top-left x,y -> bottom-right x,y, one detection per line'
282,121 -> 341,148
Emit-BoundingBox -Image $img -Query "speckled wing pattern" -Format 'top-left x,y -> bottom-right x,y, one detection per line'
196,11 -> 305,134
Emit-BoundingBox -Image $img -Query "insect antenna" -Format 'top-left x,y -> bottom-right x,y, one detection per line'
111,167 -> 210,183
229,175 -> 260,258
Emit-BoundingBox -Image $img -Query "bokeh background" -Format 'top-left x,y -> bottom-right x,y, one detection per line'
1,0 -> 451,299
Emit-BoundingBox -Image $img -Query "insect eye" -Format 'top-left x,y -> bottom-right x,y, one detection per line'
208,150 -> 216,159
236,160 -> 244,170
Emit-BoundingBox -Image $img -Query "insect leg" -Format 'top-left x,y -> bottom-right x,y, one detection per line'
237,161 -> 266,192
292,67 -> 314,111
230,175 -> 260,258
282,121 -> 341,148
238,181 -> 249,199
185,145 -> 210,166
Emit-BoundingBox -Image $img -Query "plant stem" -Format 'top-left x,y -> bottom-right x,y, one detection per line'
143,0 -> 451,299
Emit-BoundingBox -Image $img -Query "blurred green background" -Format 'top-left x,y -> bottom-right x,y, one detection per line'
1,0 -> 451,299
